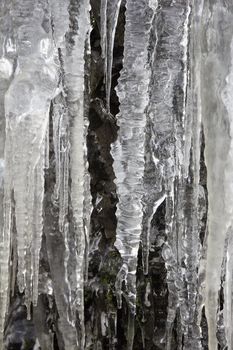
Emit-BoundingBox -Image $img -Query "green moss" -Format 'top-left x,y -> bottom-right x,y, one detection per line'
106,290 -> 114,305
109,250 -> 120,259
99,274 -> 110,286
23,339 -> 34,350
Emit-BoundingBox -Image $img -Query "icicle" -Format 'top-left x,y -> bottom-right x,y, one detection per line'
100,0 -> 107,60
140,1 -> 205,348
43,1 -> 91,349
180,2 -> 205,349
221,44 -> 233,350
4,91 -> 54,304
52,95 -> 69,232
0,1 -> 59,341
59,142 -> 70,232
112,0 -> 155,347
100,0 -> 122,110
52,98 -> 62,200
45,124 -> 50,170
201,2 -> 233,349
49,0 -> 70,50
32,145 -> 46,307
183,3 -> 193,179
223,230 -> 233,349
141,2 -> 188,347
0,4 -> 15,342
63,1 -> 91,348
83,44 -> 92,283
187,0 -> 204,188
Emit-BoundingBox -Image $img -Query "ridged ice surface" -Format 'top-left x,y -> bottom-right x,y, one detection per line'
2,0 -> 233,349
0,1 -> 90,349
111,0 -> 233,349
112,0 -> 155,313
110,1 -> 206,348
0,1 -> 58,338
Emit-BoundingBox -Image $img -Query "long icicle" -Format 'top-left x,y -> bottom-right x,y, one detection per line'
64,1 -> 91,348
0,2 -> 59,342
112,1 -> 156,348
201,1 -> 233,349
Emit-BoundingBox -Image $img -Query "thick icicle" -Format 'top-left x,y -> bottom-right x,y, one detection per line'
201,2 -> 233,349
0,1 -> 91,348
41,2 -> 80,349
140,2 -> 198,348
0,1 -> 59,343
182,2 -> 206,348
112,1 -> 155,347
44,1 -> 91,349
0,2 -> 14,344
138,1 -> 206,348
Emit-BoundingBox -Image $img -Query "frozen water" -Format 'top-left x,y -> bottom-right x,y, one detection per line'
1,1 -> 233,349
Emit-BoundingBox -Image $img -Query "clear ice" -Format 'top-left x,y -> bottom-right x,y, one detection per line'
0,0 -> 90,349
1,0 -> 233,349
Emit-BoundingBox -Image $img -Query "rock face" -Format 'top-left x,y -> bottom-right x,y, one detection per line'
0,1 -> 233,349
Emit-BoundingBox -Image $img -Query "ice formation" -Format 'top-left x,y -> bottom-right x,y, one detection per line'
1,0 -> 233,349
112,0 -> 155,309
201,2 -> 233,349
0,0 -> 90,349
100,0 -> 122,110
112,0 -> 233,349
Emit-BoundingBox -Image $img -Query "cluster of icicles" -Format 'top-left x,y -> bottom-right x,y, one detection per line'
0,0 -> 233,349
